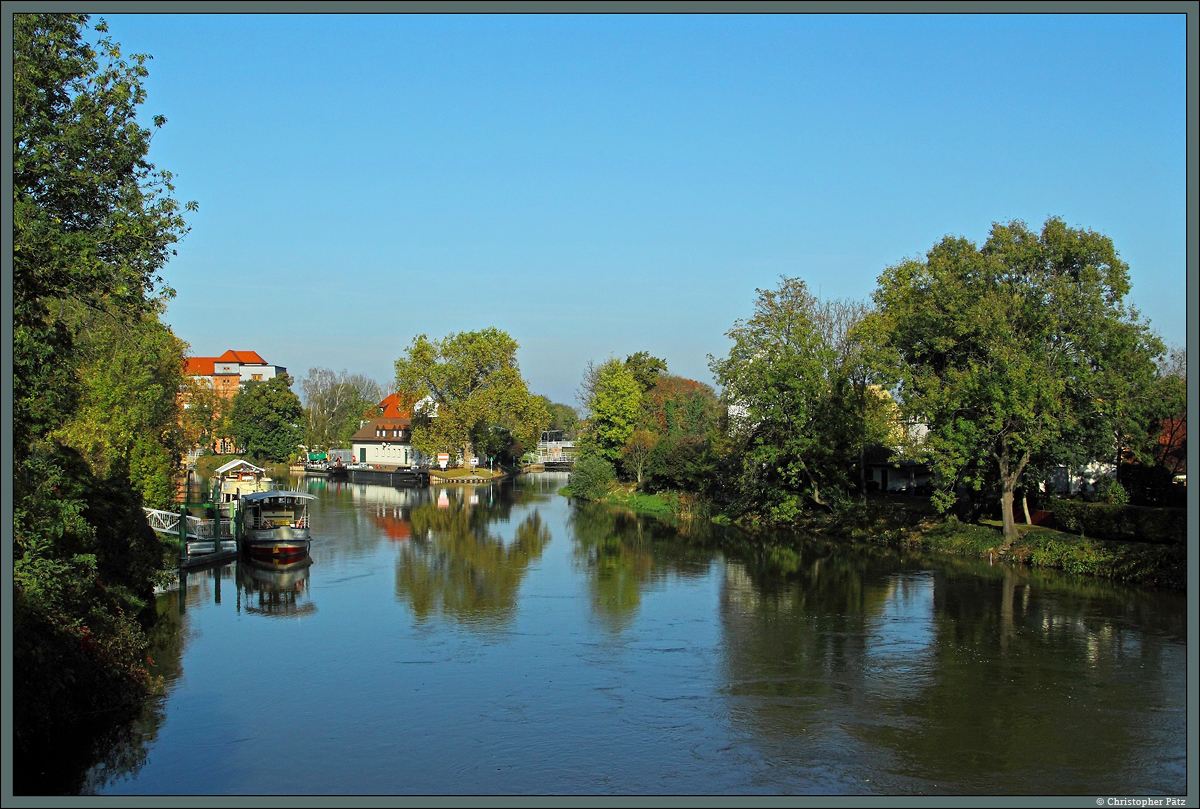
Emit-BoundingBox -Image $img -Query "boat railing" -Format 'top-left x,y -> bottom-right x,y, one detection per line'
187,514 -> 236,540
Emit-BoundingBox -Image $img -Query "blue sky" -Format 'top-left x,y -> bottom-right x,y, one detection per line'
98,12 -> 1188,408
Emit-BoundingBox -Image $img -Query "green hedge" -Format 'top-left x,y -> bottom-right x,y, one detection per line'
1050,500 -> 1186,545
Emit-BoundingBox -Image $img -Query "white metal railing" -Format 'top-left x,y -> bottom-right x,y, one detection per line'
144,507 -> 181,535
144,507 -> 235,540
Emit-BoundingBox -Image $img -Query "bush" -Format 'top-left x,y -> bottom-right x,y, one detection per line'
1050,499 -> 1185,544
566,455 -> 616,501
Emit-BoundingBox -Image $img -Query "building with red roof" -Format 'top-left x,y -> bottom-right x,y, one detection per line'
184,350 -> 288,400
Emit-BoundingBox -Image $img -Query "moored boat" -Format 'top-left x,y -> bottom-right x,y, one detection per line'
215,459 -> 275,503
240,490 -> 316,561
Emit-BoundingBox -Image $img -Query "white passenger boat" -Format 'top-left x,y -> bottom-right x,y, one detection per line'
240,490 -> 316,561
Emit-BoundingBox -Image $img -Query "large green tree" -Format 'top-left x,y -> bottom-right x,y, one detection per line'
711,278 -> 882,522
394,328 -> 548,465
228,375 -> 305,462
13,13 -> 194,769
872,217 -> 1163,547
52,304 -> 189,509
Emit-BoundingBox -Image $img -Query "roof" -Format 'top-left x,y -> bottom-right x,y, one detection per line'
377,393 -> 411,418
241,490 -> 316,502
216,349 -> 268,364
350,417 -> 412,443
186,350 -> 273,376
184,357 -> 216,376
215,459 -> 267,476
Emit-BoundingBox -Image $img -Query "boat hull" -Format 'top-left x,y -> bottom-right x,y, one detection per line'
243,526 -> 311,560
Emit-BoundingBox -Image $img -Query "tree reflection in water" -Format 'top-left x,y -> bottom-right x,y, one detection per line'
715,534 -> 1187,795
569,500 -> 713,632
395,485 -> 550,629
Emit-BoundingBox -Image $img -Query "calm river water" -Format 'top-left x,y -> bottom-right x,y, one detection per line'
74,473 -> 1185,796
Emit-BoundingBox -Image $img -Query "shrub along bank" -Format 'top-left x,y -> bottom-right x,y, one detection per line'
827,504 -> 1186,591
561,480 -> 1187,591
1049,500 -> 1186,545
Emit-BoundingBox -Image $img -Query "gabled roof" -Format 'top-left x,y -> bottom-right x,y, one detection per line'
184,357 -> 216,375
215,459 -> 267,476
350,417 -> 412,443
216,349 -> 268,364
376,393 -> 411,418
186,350 -> 274,376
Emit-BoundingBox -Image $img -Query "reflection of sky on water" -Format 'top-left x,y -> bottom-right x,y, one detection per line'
862,572 -> 937,697
85,477 -> 1186,796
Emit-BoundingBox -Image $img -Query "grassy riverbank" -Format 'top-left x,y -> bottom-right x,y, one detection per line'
563,485 -> 1187,591
864,515 -> 1186,591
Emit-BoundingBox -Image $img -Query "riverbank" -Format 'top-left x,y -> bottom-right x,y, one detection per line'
564,485 -> 1187,591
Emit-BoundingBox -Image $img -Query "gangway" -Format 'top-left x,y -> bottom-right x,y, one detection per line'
144,504 -> 239,566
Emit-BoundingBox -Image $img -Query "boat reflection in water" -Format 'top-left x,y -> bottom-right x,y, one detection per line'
237,555 -> 315,618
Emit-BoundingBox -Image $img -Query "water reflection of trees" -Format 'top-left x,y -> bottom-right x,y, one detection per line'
394,487 -> 548,629
716,535 -> 1187,794
569,501 -> 713,631
56,582 -> 192,795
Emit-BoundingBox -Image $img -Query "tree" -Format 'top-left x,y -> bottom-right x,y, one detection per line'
181,375 -> 231,453
623,351 -> 668,393
13,12 -> 195,766
579,358 -> 642,465
872,217 -> 1163,547
710,278 -> 880,521
228,375 -> 304,462
1121,345 -> 1187,506
394,329 -> 549,465
52,303 -> 189,509
300,368 -> 382,449
14,14 -> 194,460
638,375 -> 723,493
621,429 -> 659,486
537,397 -> 579,438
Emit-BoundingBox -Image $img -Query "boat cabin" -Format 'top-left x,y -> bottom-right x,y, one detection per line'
215,459 -> 274,503
241,491 -> 315,531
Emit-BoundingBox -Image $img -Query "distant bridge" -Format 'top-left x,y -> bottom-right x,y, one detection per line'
533,435 -> 577,467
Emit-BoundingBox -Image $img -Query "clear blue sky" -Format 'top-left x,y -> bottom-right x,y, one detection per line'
98,11 -> 1188,408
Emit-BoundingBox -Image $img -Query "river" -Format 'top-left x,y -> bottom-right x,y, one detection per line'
68,472 -> 1185,796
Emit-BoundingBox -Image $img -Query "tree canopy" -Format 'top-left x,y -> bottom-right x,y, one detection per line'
872,217 -> 1163,546
710,278 -> 886,521
300,368 -> 382,449
394,328 -> 548,465
578,358 -> 643,464
228,375 -> 305,462
13,12 -> 195,770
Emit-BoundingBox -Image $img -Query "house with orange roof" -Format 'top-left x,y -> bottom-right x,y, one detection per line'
348,394 -> 429,468
184,350 -> 289,400
181,350 -> 289,454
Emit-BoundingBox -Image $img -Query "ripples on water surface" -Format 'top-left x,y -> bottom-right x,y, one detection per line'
72,473 -> 1185,796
